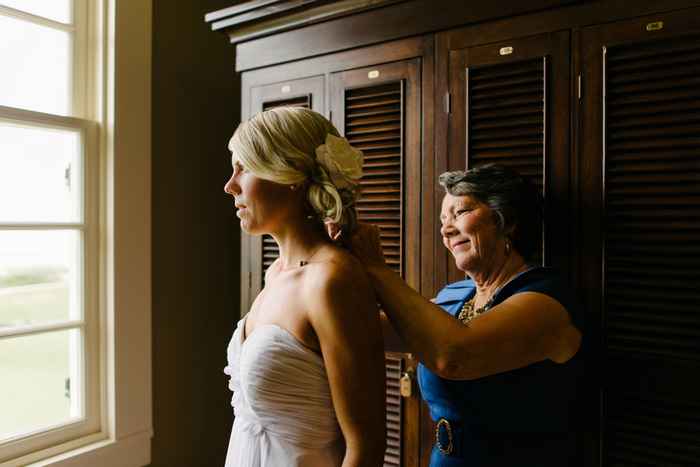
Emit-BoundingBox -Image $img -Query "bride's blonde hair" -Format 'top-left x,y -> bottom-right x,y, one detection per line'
229,106 -> 361,233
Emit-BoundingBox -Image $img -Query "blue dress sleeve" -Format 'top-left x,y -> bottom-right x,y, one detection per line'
434,280 -> 477,317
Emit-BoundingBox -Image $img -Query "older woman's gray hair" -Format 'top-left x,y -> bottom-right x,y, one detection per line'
438,163 -> 544,260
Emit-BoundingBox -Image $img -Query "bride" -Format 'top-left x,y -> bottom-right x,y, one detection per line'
223,106 -> 387,466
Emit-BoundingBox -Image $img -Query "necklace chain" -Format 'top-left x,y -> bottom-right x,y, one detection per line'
458,262 -> 527,323
293,244 -> 325,268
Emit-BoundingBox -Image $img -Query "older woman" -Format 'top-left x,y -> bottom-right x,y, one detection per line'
343,164 -> 588,465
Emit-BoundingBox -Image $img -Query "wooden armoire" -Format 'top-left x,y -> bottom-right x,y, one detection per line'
206,1 -> 700,464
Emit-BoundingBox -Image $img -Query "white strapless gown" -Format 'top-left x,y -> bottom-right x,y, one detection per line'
223,316 -> 344,466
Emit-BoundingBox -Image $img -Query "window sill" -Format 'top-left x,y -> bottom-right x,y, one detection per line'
7,430 -> 152,467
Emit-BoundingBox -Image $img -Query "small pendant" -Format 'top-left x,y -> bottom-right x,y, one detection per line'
298,260 -> 307,267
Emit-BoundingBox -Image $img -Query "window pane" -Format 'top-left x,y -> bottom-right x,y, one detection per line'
0,15 -> 70,115
0,329 -> 82,441
0,122 -> 81,223
0,230 -> 79,329
0,0 -> 71,24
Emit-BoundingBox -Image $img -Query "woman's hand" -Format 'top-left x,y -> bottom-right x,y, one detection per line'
339,223 -> 387,268
324,218 -> 343,243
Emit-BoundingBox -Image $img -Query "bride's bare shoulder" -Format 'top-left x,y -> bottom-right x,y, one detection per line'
303,246 -> 379,327
305,245 -> 367,286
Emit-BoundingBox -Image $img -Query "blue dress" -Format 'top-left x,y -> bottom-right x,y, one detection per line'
418,267 -> 589,466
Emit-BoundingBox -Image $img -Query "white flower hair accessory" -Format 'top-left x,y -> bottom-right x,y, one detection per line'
315,134 -> 364,190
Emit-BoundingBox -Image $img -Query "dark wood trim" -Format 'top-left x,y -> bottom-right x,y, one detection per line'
225,0 -> 583,70
206,0 -> 403,44
434,32 -> 451,291
419,38 -> 438,300
210,0 -> 700,72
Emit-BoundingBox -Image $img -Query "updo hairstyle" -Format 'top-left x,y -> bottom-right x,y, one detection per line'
229,106 -> 360,233
438,163 -> 544,260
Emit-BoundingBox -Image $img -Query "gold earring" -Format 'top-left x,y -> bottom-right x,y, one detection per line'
505,239 -> 511,256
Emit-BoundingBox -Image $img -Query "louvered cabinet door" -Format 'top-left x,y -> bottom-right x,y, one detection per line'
581,8 -> 700,465
330,59 -> 422,288
241,76 -> 324,312
446,31 -> 571,282
330,59 -> 425,467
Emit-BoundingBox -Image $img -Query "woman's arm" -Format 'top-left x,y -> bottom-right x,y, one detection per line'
345,224 -> 582,381
380,312 -> 409,353
306,254 -> 387,466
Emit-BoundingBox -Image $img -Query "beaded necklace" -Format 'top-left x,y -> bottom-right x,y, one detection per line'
457,262 -> 527,323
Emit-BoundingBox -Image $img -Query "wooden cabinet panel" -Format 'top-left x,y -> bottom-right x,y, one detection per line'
384,352 -> 422,467
252,75 -> 324,114
330,59 -> 427,467
446,31 -> 571,283
330,60 -> 423,289
580,7 -> 700,465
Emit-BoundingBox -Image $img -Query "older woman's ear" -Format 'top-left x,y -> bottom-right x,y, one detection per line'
503,225 -> 517,256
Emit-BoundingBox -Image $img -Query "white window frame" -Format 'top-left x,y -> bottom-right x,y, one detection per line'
0,105 -> 101,464
0,0 -> 152,465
